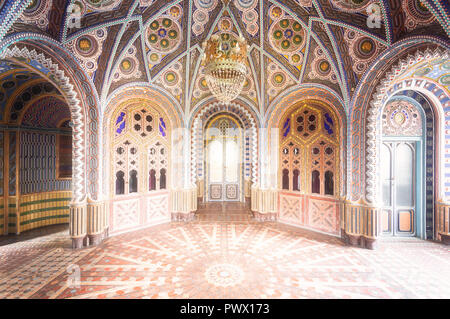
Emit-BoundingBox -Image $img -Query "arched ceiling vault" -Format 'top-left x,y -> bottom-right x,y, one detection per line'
4,0 -> 449,119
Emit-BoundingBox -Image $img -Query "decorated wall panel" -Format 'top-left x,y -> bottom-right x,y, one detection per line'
278,101 -> 341,236
19,131 -> 71,195
108,100 -> 171,235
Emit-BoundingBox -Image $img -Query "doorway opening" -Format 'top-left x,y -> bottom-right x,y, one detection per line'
380,98 -> 430,238
204,114 -> 244,202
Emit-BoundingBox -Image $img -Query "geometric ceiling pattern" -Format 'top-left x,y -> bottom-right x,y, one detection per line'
0,60 -> 60,123
3,0 -> 449,118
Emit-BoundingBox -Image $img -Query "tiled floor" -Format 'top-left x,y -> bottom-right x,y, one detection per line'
0,202 -> 449,299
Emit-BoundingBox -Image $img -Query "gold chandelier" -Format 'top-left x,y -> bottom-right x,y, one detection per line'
202,33 -> 248,104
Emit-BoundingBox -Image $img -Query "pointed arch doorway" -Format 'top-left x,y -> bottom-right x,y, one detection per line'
204,114 -> 244,202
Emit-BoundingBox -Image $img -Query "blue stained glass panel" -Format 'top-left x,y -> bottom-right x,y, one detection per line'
324,121 -> 333,135
283,118 -> 291,138
159,118 -> 166,137
324,113 -> 333,125
116,112 -> 126,134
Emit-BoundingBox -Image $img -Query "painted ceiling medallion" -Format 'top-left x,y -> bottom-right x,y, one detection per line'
345,30 -> 386,77
19,0 -> 52,29
234,0 -> 259,36
403,0 -> 435,31
113,46 -> 142,83
268,9 -> 306,67
267,61 -> 294,98
309,47 -> 338,83
201,33 -> 249,104
67,28 -> 106,77
156,61 -> 183,98
193,0 -> 219,36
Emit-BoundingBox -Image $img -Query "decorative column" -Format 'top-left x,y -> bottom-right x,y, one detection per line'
86,197 -> 108,246
436,200 -> 450,245
171,187 -> 197,221
250,186 -> 278,221
171,126 -> 197,221
69,199 -> 87,249
343,198 -> 379,249
250,127 -> 278,221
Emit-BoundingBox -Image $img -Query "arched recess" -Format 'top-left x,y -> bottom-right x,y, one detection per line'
266,85 -> 347,192
383,91 -> 437,240
190,100 -> 259,201
0,37 -> 102,248
363,79 -> 448,241
348,38 -> 449,202
268,98 -> 346,237
348,40 -> 450,247
0,35 -> 101,200
103,86 -> 182,235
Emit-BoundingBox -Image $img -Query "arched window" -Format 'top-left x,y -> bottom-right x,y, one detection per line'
113,140 -> 138,196
311,170 -> 320,194
129,170 -> 138,193
293,169 -> 300,191
160,168 -> 166,189
282,169 -> 289,190
149,169 -> 156,191
148,141 -> 168,192
111,105 -> 169,196
116,171 -> 125,195
279,102 -> 339,196
325,171 -> 334,195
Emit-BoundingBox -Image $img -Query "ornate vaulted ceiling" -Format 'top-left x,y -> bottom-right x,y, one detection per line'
5,0 -> 450,116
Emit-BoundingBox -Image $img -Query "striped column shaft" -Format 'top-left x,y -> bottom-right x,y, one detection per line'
69,201 -> 87,249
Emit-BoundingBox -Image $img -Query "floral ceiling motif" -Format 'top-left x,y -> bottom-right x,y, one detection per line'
5,0 -> 449,116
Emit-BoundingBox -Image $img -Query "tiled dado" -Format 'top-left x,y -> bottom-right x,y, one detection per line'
0,191 -> 71,235
278,192 -> 341,236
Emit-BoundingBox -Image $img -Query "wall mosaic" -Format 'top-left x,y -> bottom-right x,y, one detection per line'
67,27 -> 107,77
192,0 -> 219,37
382,100 -> 423,136
344,29 -> 386,78
7,81 -> 61,124
268,6 -> 306,70
20,96 -> 70,128
402,0 -> 436,31
308,46 -> 338,84
112,45 -> 142,83
17,0 -> 52,30
233,0 -> 259,37
19,132 -> 71,195
0,68 -> 43,122
266,60 -> 295,101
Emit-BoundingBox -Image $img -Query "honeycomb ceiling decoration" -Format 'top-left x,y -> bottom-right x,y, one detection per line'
4,0 -> 449,114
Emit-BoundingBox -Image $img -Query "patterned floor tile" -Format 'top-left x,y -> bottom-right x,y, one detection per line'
0,203 -> 449,299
